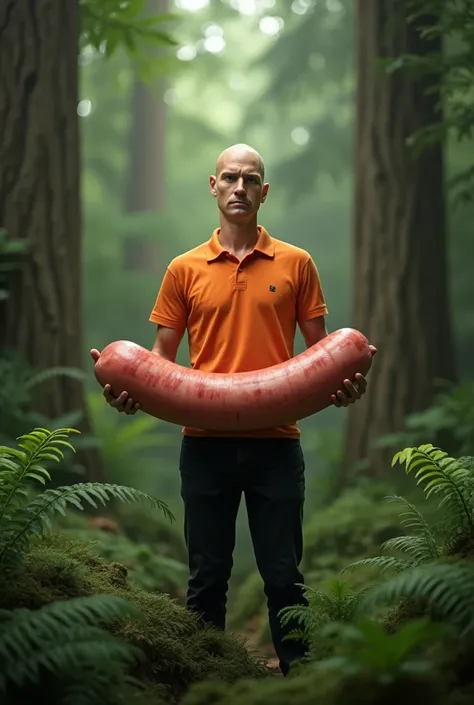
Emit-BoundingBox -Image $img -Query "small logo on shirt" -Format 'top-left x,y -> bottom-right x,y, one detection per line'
269,285 -> 276,292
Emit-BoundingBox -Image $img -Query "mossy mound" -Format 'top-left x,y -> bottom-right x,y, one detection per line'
0,533 -> 270,704
52,505 -> 189,596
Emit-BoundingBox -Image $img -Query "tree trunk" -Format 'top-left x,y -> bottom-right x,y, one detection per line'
123,0 -> 167,273
342,0 -> 457,479
0,0 -> 105,482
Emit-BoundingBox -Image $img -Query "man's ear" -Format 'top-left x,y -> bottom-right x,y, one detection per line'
261,182 -> 270,203
209,175 -> 217,197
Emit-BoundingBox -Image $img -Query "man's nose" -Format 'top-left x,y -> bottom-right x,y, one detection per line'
234,179 -> 246,194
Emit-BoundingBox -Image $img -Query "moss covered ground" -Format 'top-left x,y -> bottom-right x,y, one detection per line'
0,533 -> 271,704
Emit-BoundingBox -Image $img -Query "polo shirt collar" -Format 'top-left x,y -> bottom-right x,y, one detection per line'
207,225 -> 275,262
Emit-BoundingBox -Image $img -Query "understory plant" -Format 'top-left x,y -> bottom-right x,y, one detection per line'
343,444 -> 474,577
202,442 -> 474,704
278,579 -> 371,663
0,352 -> 87,449
0,426 -> 174,703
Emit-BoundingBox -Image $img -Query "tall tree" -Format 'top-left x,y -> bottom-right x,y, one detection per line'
0,0 -> 100,477
0,0 -> 175,481
342,0 -> 457,477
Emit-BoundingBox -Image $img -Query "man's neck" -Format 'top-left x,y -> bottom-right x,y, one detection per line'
217,217 -> 260,258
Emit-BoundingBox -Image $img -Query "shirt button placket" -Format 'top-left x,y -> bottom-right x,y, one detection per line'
235,262 -> 247,291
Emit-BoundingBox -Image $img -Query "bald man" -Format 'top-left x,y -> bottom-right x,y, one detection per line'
91,144 -> 375,676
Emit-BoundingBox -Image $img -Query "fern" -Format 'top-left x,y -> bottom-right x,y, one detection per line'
344,445 -> 474,578
315,617 -> 444,682
343,555 -> 415,575
385,495 -> 440,556
458,456 -> 474,473
344,496 -> 441,577
356,563 -> 474,636
278,579 -> 369,660
393,444 -> 474,530
0,427 -> 174,564
0,594 -> 145,699
0,353 -> 87,446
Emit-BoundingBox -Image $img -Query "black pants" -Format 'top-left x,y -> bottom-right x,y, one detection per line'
179,435 -> 309,676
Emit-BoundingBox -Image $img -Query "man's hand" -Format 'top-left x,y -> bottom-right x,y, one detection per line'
330,344 -> 377,408
90,349 -> 141,415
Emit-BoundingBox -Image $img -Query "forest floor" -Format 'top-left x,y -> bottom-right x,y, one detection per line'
234,624 -> 282,675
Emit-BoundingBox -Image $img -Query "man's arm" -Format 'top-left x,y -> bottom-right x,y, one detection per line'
299,314 -> 365,407
296,257 -> 375,408
299,315 -> 328,348
151,324 -> 184,363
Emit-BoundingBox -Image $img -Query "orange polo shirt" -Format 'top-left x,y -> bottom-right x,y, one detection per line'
149,226 -> 328,438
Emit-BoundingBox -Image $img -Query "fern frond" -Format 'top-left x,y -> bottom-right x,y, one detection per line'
326,579 -> 352,601
279,580 -> 364,633
0,594 -> 143,655
357,563 -> 474,635
0,427 -> 80,525
392,444 -> 474,529
381,535 -> 441,563
384,495 -> 439,556
58,674 -> 145,705
343,556 -> 414,575
458,456 -> 474,473
316,616 -> 445,676
0,482 -> 174,563
0,595 -> 144,694
5,629 -> 143,690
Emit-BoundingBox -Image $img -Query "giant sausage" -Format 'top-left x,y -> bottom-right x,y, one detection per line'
94,327 -> 374,431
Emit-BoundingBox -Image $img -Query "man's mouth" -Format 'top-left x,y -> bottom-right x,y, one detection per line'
230,200 -> 249,206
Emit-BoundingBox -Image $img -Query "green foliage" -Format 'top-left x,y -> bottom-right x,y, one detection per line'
393,443 -> 472,517
182,617 -> 446,705
356,562 -> 474,636
281,579 -> 367,632
278,579 -> 370,662
0,534 -> 269,704
0,594 -> 146,703
0,352 -> 86,447
80,0 -> 177,61
344,446 -> 474,577
0,427 -> 268,702
229,486 -> 403,649
317,617 -> 443,680
59,519 -> 187,595
385,0 -> 474,206
0,427 -> 174,565
302,487 -> 403,577
344,495 -> 440,576
86,391 -> 173,486
375,380 -> 474,457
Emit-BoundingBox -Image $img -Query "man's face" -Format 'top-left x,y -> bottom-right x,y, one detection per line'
209,151 -> 269,221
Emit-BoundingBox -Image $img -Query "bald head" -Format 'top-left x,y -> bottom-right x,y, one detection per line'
210,143 -> 269,219
215,143 -> 265,181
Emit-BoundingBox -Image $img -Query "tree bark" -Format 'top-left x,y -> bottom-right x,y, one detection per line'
123,0 -> 167,273
343,0 -> 457,478
0,0 -> 105,482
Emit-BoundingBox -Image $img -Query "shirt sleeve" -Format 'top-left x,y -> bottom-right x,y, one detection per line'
296,257 -> 328,323
149,266 -> 187,331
